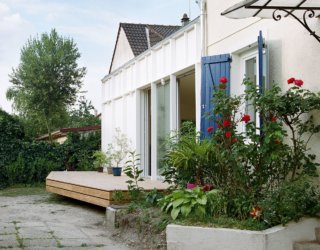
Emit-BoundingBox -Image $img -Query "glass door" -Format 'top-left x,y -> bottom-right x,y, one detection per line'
156,82 -> 170,176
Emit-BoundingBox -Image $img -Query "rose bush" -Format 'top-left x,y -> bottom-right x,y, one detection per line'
162,76 -> 320,225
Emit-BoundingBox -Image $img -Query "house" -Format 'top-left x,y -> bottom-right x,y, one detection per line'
102,16 -> 201,180
37,125 -> 101,144
102,1 -> 320,180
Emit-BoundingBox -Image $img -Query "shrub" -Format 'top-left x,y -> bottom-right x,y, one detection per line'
160,187 -> 211,220
260,179 -> 320,226
161,77 -> 320,223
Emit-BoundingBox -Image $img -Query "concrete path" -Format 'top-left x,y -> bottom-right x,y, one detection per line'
0,193 -> 130,249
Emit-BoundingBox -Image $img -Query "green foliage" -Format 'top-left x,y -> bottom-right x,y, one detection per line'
124,151 -> 144,190
206,189 -> 227,217
0,109 -> 25,188
161,78 -> 320,224
159,187 -> 208,220
112,190 -> 125,202
123,151 -> 144,202
145,189 -> 164,206
7,29 -> 86,140
3,141 -> 65,186
67,96 -> 100,128
0,130 -> 100,187
260,179 -> 320,226
63,131 -> 101,171
162,122 -> 213,187
92,150 -> 111,169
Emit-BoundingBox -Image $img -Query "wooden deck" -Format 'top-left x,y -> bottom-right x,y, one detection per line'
46,171 -> 169,207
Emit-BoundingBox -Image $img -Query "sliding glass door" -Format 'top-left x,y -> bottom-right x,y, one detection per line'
156,82 -> 170,176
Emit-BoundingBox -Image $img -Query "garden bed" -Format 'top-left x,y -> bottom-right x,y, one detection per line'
167,217 -> 320,250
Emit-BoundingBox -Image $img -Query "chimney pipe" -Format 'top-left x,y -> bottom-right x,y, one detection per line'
181,13 -> 190,26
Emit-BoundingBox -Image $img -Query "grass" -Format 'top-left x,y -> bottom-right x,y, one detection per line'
0,183 -> 46,197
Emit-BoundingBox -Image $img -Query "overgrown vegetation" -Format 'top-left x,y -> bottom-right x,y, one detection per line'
160,77 -> 320,227
0,108 -> 101,188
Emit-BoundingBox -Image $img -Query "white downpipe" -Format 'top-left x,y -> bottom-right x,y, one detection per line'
200,0 -> 207,57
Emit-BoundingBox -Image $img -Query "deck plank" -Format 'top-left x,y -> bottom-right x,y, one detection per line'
46,171 -> 169,207
46,186 -> 110,207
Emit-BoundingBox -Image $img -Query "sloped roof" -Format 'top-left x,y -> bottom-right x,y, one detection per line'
121,23 -> 181,56
109,23 -> 181,73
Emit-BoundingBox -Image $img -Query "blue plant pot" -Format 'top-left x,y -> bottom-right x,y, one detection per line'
112,167 -> 122,176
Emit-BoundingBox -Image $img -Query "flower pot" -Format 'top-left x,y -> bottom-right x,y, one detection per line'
112,167 -> 122,176
96,166 -> 104,173
107,166 -> 113,174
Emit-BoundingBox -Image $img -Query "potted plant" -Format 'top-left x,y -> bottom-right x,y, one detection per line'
110,128 -> 131,176
92,151 -> 111,172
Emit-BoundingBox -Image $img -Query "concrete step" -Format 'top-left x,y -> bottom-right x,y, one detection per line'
293,241 -> 320,250
315,228 -> 320,243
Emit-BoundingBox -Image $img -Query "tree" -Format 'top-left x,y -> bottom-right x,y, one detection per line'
67,96 -> 100,128
7,29 -> 86,141
0,108 -> 25,187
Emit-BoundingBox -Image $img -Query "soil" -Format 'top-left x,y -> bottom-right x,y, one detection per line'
110,206 -> 169,250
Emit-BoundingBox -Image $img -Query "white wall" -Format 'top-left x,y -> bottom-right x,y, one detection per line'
110,27 -> 135,73
207,1 -> 320,92
101,19 -> 201,172
206,0 -> 320,165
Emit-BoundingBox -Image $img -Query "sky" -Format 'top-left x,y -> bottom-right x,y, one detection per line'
0,0 -> 200,114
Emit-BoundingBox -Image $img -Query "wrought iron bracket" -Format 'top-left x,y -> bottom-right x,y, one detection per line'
246,3 -> 320,43
272,8 -> 320,43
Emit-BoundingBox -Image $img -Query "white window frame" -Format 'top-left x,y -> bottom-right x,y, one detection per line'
239,49 -> 260,135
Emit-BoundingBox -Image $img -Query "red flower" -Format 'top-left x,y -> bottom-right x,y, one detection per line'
274,139 -> 282,145
287,77 -> 295,84
202,184 -> 213,192
225,131 -> 231,138
217,124 -> 221,129
219,77 -> 228,84
294,79 -> 304,87
250,207 -> 262,219
241,114 -> 251,123
207,126 -> 213,132
223,119 -> 231,128
186,183 -> 197,189
271,115 -> 277,122
231,138 -> 237,144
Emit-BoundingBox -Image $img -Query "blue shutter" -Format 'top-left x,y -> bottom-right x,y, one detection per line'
258,31 -> 267,130
201,54 -> 231,138
258,30 -> 264,93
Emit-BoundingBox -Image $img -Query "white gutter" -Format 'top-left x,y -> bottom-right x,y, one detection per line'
200,0 -> 207,57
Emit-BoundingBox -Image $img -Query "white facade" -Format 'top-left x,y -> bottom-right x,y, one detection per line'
102,18 -> 201,179
204,0 -> 320,162
102,1 -> 320,178
110,27 -> 135,73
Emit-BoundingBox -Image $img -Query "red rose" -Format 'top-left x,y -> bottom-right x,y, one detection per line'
217,124 -> 221,129
231,138 -> 237,144
219,77 -> 228,84
202,184 -> 213,192
271,115 -> 277,122
287,77 -> 295,84
294,79 -> 303,87
207,126 -> 213,132
225,131 -> 231,138
241,114 -> 251,123
223,120 -> 231,128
